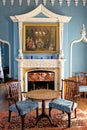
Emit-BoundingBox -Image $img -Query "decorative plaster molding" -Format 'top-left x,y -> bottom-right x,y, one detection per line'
74,0 -> 79,6
0,39 -> 11,77
10,0 -> 14,6
58,0 -> 63,6
16,59 -> 65,68
26,0 -> 30,6
10,4 -> 71,23
2,0 -> 6,6
1,0 -> 87,6
35,0 -> 39,6
18,22 -> 24,59
43,0 -> 47,6
19,0 -> 22,6
66,0 -> 71,6
51,0 -> 55,6
82,0 -> 86,6
70,24 -> 87,77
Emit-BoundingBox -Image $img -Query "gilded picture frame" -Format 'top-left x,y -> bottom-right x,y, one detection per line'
23,23 -> 59,53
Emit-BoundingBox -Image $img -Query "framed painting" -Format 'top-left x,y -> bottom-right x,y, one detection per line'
23,24 -> 59,53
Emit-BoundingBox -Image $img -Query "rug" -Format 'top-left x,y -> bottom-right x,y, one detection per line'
0,109 -> 87,130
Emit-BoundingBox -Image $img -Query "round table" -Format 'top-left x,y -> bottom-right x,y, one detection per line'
27,89 -> 59,126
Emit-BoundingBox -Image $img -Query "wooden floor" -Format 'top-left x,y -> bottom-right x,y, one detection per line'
78,98 -> 87,114
0,83 -> 8,112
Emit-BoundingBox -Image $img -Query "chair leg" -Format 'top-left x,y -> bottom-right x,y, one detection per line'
75,109 -> 77,118
36,107 -> 38,119
8,110 -> 11,122
49,107 -> 52,117
67,113 -> 71,127
21,115 -> 25,130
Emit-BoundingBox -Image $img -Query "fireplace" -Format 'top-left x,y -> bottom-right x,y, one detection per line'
16,59 -> 65,92
28,70 -> 54,91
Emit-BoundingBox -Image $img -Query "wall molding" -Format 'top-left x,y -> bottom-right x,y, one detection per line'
70,24 -> 87,77
0,39 -> 11,77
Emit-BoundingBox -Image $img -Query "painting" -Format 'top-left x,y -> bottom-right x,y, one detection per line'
23,24 -> 59,53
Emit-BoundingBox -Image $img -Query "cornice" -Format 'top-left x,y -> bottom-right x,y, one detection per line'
1,0 -> 87,6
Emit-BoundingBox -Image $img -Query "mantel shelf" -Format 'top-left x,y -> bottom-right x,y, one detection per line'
16,58 -> 66,68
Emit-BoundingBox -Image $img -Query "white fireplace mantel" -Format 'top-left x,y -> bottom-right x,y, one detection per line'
16,58 -> 66,91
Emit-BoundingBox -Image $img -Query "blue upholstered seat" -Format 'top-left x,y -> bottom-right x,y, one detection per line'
75,72 -> 87,93
78,85 -> 87,92
9,99 -> 38,115
49,98 -> 77,113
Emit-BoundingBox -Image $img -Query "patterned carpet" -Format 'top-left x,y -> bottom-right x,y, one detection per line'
0,109 -> 87,130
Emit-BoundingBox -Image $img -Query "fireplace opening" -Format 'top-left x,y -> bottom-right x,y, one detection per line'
28,70 -> 54,91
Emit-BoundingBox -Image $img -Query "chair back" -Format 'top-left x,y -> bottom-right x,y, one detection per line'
8,82 -> 22,103
62,79 -> 79,102
75,72 -> 87,85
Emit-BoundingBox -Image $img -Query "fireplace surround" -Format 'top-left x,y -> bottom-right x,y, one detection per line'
16,59 -> 65,92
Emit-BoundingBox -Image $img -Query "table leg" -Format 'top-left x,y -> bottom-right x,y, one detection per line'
35,100 -> 56,126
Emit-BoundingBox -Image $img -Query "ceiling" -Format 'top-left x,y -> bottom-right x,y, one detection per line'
1,0 -> 87,7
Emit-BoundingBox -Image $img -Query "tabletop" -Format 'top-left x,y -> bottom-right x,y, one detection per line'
27,89 -> 59,101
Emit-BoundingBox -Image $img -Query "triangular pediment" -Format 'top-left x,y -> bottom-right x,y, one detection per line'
10,4 -> 71,23
34,12 -> 49,18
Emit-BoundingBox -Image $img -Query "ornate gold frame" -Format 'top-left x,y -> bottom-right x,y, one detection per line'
23,23 -> 59,53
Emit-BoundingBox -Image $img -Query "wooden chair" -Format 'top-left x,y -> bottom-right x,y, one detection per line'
75,72 -> 87,97
49,79 -> 80,127
7,81 -> 38,130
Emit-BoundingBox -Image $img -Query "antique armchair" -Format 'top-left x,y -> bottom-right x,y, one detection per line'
49,79 -> 80,127
75,72 -> 87,97
7,81 -> 38,130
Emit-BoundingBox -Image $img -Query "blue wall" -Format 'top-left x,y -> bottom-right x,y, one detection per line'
0,0 -> 87,79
